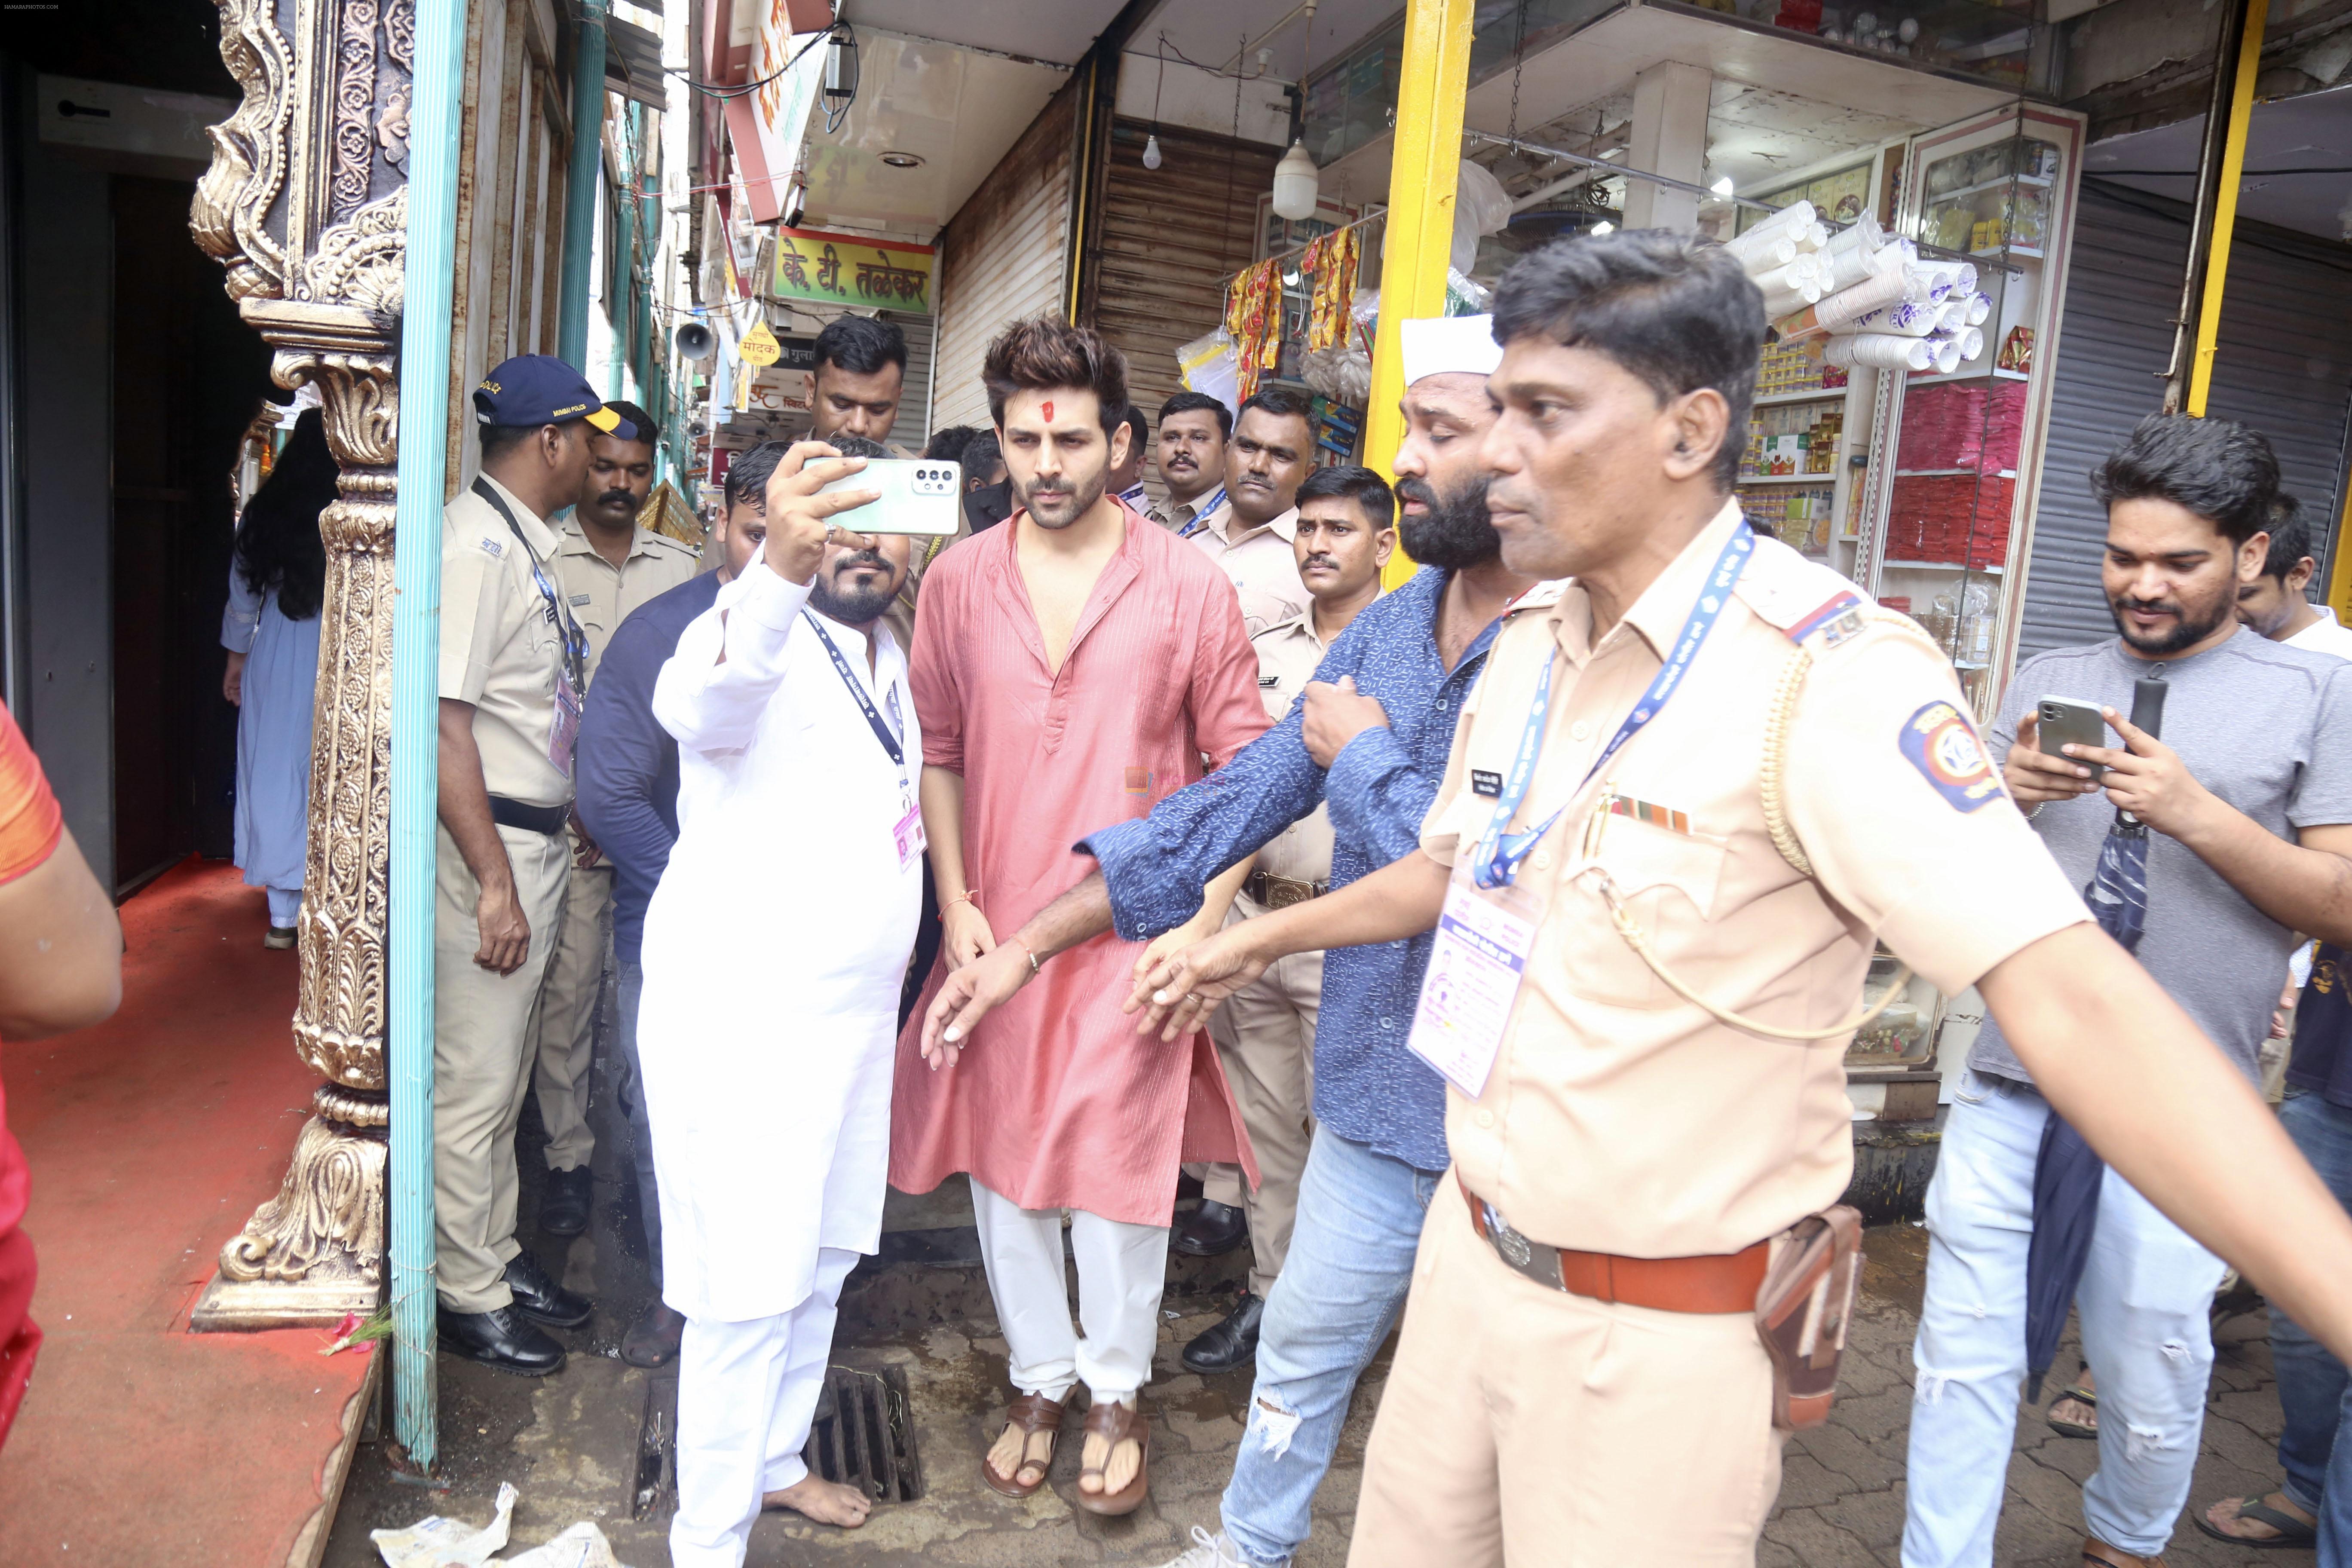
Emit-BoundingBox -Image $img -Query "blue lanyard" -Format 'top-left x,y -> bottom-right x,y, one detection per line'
802,610 -> 904,770
472,478 -> 590,693
1470,528 -> 1753,890
1176,485 -> 1228,538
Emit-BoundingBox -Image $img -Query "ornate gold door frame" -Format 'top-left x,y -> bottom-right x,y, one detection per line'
187,0 -> 417,1329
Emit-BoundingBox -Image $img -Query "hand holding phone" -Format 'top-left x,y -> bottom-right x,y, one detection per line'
2035,696 -> 2110,782
2001,696 -> 2107,806
813,458 -> 965,536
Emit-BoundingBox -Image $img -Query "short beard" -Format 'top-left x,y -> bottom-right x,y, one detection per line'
1395,475 -> 1501,571
809,553 -> 899,628
2108,586 -> 2236,656
1019,467 -> 1107,531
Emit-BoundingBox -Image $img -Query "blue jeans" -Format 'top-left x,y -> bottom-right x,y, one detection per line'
1903,1072 -> 2227,1566
2270,1091 -> 2352,1563
1220,1127 -> 1442,1566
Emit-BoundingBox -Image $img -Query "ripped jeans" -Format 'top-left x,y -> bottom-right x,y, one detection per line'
1219,1127 -> 1442,1566
1902,1071 -> 2227,1566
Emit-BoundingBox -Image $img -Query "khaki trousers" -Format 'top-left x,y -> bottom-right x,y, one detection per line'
434,821 -> 571,1313
1204,900 -> 1319,1296
527,854 -> 609,1172
1348,1183 -> 1782,1568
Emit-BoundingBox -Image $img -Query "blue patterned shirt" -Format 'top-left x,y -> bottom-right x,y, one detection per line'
1079,566 -> 1504,1174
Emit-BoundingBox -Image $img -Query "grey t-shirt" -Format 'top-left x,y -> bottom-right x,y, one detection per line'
1972,626 -> 2352,1085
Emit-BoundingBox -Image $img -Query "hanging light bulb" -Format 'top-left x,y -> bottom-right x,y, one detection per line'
1142,133 -> 1163,171
1271,141 -> 1320,222
1592,219 -> 1614,235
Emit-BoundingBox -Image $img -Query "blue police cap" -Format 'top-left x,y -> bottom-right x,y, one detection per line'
472,355 -> 636,440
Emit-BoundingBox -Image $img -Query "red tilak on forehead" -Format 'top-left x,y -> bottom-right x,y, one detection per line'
1042,399 -> 1055,422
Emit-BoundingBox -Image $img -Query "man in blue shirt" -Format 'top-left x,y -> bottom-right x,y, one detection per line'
574,440 -> 780,1368
917,316 -> 1539,1568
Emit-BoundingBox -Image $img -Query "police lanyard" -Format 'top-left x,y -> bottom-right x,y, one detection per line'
472,478 -> 590,693
1470,527 -> 1753,890
802,611 -> 905,773
1176,486 -> 1228,538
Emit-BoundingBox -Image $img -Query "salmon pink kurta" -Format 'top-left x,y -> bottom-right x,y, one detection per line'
891,504 -> 1273,1226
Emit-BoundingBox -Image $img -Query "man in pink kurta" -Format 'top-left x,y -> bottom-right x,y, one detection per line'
890,317 -> 1270,1515
892,506 -> 1268,1211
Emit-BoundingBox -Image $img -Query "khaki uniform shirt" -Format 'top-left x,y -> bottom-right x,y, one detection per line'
1248,608 -> 1344,887
1419,502 -> 2086,1259
1148,487 -> 1219,535
552,521 -> 703,685
438,475 -> 578,809
1188,500 -> 1309,638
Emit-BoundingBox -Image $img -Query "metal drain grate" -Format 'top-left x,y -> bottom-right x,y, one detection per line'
803,1364 -> 925,1503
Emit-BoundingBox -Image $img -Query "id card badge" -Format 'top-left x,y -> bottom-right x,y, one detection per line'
1406,876 -> 1539,1099
548,667 -> 583,776
892,785 -> 925,872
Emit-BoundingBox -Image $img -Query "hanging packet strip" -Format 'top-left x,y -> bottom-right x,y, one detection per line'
471,478 -> 591,775
802,611 -> 926,871
1468,527 -> 1752,890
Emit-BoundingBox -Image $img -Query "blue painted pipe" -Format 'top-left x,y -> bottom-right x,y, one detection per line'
389,0 -> 472,1473
559,0 -> 610,371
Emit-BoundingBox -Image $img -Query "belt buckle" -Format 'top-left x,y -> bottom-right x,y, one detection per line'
1264,876 -> 1310,910
1483,1204 -> 1560,1291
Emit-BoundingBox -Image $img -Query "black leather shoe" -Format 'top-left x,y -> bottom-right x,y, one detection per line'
439,1303 -> 566,1376
540,1165 -> 594,1237
621,1302 -> 686,1368
504,1247 -> 594,1329
1182,1292 -> 1266,1374
1172,1199 -> 1249,1258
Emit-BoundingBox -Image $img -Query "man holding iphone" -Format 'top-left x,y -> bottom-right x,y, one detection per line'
1904,414 -> 2352,1568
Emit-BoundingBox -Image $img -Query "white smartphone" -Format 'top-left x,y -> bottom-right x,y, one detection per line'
812,457 -> 964,536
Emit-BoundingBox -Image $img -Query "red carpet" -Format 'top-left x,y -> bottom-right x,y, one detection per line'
0,858 -> 376,1567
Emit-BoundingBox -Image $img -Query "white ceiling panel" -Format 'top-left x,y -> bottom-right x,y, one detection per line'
2087,85 -> 2352,244
841,0 -> 1131,65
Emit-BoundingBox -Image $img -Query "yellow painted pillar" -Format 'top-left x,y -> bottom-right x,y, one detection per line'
2186,0 -> 2269,416
1368,0 -> 1475,588
2328,488 -> 2352,626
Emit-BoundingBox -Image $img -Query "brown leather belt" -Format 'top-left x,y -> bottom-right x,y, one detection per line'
1244,870 -> 1328,909
1460,1175 -> 1769,1315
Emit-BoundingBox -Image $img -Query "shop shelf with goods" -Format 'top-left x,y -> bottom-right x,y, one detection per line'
1851,103 -> 2084,718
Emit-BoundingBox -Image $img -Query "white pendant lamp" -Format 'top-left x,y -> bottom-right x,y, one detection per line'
1271,141 -> 1320,221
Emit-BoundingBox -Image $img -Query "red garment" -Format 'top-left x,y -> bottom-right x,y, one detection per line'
0,698 -> 61,1452
892,505 -> 1274,1225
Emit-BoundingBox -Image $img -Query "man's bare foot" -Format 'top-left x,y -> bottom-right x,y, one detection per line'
985,1421 -> 1055,1490
2048,1394 -> 2098,1434
763,1474 -> 872,1528
1079,1424 -> 1142,1496
2201,1491 -> 2317,1542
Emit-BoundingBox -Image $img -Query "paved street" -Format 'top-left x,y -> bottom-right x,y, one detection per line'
328,1200 -> 2316,1567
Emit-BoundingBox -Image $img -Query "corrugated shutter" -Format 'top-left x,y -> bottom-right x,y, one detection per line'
891,312 -> 934,451
932,86 -> 1077,432
1094,120 -> 1283,422
2023,183 -> 2352,660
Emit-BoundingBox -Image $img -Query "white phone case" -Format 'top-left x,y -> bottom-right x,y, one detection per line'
814,458 -> 964,536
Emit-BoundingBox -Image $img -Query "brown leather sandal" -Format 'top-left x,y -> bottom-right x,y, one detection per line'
1073,1395 -> 1151,1517
2082,1537 -> 2166,1568
981,1390 -> 1063,1499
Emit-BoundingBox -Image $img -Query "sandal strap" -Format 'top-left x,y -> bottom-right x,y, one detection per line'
2232,1499 -> 2317,1537
1006,1390 -> 1065,1433
1081,1396 -> 1142,1445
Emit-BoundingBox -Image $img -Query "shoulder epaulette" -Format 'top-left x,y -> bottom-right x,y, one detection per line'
1732,534 -> 1916,655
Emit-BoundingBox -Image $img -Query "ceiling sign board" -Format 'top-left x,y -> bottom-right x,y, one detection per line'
772,227 -> 937,315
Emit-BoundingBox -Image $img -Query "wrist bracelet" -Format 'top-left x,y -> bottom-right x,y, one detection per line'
1015,939 -> 1042,976
945,889 -> 980,913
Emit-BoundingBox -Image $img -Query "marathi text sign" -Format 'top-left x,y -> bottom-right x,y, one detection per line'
772,227 -> 935,315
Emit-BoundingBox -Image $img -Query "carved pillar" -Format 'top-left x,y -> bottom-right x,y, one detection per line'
188,0 -> 416,1331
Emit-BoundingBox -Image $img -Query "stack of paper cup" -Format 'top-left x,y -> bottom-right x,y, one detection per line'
1824,334 -> 1936,372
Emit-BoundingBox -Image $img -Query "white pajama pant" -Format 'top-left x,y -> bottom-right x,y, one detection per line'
971,1178 -> 1169,1403
671,1248 -> 860,1568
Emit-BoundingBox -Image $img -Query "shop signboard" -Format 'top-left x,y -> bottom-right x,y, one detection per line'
770,227 -> 937,315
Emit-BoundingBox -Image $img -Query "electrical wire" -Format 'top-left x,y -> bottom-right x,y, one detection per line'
660,22 -> 833,100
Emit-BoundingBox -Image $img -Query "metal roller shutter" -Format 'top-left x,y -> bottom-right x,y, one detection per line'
1094,120 -> 1283,422
932,87 -> 1077,433
2024,183 -> 2352,661
889,312 -> 934,452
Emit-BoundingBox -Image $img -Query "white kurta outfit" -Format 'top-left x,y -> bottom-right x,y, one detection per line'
638,560 -> 922,1568
221,560 -> 321,923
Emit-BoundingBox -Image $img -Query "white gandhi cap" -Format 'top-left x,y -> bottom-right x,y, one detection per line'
1399,313 -> 1503,386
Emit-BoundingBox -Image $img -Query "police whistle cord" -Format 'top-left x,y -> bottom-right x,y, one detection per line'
1592,640 -> 1915,1044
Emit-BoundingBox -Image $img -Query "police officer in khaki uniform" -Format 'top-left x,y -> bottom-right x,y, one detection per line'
529,399 -> 701,1237
437,356 -> 625,1376
1184,465 -> 1396,1376
1129,232 -> 2352,1565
